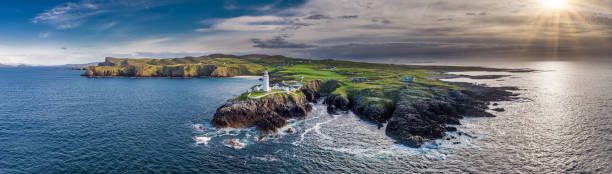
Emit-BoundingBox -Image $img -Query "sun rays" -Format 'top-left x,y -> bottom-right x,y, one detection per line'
516,0 -> 611,60
539,0 -> 567,10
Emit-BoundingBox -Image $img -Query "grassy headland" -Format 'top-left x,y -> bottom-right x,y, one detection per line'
85,54 -> 522,147
84,54 -> 500,104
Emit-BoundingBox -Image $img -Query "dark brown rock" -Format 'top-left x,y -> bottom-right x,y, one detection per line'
212,93 -> 311,134
286,128 -> 295,134
350,95 -> 395,123
212,79 -> 340,134
385,83 -> 518,147
324,94 -> 350,111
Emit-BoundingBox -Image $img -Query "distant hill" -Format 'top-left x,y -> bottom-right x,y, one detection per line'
0,63 -> 27,67
81,54 -> 285,77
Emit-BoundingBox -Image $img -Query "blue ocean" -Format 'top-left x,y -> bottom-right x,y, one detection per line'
1,60 -> 611,173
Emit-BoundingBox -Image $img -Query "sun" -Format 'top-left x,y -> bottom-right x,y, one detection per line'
539,0 -> 567,9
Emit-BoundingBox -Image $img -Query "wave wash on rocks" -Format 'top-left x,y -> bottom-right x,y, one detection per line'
211,80 -> 338,134
212,78 -> 520,147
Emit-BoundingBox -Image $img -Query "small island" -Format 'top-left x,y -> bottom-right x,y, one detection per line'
83,54 -> 524,147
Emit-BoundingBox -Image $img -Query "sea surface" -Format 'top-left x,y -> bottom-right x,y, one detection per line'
1,60 -> 611,173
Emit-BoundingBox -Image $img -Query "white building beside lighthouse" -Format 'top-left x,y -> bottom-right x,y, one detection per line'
263,71 -> 270,92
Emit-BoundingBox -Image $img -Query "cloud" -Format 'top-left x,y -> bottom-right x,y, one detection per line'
38,32 -> 52,38
100,21 -> 118,30
371,17 -> 392,24
186,0 -> 611,58
251,36 -> 316,49
32,0 -> 161,29
253,1 -> 280,11
436,18 -> 453,22
130,37 -> 174,47
338,15 -> 359,19
195,16 -> 291,32
466,12 -> 487,16
223,1 -> 240,10
32,1 -> 105,29
256,0 -> 611,59
15,0 -> 612,65
300,40 -> 612,60
305,14 -> 330,20
0,44 -> 108,66
222,0 -> 282,11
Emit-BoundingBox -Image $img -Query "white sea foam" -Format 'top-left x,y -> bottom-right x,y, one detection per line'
223,139 -> 245,149
194,136 -> 211,145
293,114 -> 338,146
192,123 -> 206,132
253,155 -> 282,162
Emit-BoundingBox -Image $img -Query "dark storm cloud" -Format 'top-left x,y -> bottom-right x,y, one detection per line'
581,14 -> 612,26
251,36 -> 316,49
300,39 -> 612,59
471,15 -> 527,25
415,27 -> 462,35
300,42 -> 490,59
305,14 -> 330,20
466,12 -> 487,16
338,15 -> 359,19
436,18 -> 454,22
279,18 -> 313,31
371,18 -> 391,24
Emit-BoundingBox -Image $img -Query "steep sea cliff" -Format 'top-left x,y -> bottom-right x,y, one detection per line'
82,55 -> 269,78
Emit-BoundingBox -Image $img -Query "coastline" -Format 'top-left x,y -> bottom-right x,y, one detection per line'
212,75 -> 522,147
231,76 -> 261,79
82,54 -> 529,147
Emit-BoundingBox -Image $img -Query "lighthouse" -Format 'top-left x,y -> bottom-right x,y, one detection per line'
263,71 -> 270,92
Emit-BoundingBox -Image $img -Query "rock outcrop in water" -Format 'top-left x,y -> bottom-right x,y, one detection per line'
212,80 -> 341,133
211,93 -> 312,133
385,83 -> 519,147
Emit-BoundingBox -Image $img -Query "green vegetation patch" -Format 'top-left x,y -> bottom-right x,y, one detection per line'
87,55 -> 497,104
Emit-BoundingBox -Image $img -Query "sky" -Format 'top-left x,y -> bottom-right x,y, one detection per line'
0,0 -> 611,65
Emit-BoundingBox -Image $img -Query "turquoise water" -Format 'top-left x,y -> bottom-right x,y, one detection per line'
1,61 -> 611,173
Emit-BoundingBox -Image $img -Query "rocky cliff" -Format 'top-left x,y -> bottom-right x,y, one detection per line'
82,55 -> 267,78
212,79 -> 519,147
384,83 -> 518,147
211,80 -> 341,133
211,93 -> 312,133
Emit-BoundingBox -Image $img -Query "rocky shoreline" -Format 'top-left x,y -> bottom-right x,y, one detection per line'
211,79 -> 520,147
211,80 -> 335,133
80,54 -> 526,147
384,82 -> 519,147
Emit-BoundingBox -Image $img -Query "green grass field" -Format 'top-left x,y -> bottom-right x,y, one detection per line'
87,55 -> 494,102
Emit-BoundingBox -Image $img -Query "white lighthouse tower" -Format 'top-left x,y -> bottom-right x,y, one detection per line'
263,71 -> 270,92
